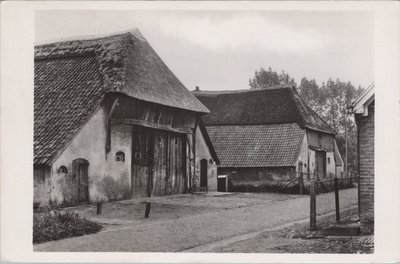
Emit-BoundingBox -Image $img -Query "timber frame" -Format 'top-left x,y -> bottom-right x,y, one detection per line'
105,93 -> 202,194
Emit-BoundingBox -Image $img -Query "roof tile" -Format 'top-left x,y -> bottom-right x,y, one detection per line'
206,123 -> 305,168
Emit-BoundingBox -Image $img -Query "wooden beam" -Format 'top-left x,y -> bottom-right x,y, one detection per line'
191,117 -> 199,192
111,118 -> 192,134
109,97 -> 119,118
105,97 -> 119,155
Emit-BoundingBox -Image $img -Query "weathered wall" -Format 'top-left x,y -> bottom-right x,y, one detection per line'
307,130 -> 334,151
308,149 -> 316,177
191,126 -> 217,191
33,165 -> 51,206
306,149 -> 336,179
326,151 -> 336,178
50,104 -> 132,205
296,133 -> 309,173
356,102 -> 374,234
305,131 -> 338,179
51,105 -> 107,204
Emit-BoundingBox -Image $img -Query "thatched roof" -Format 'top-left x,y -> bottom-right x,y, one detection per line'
193,86 -> 336,135
34,29 -> 209,165
35,29 -> 209,113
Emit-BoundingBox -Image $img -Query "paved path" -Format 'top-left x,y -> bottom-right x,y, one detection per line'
34,188 -> 357,252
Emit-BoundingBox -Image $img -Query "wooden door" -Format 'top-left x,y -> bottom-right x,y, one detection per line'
315,151 -> 326,179
72,158 -> 89,204
200,159 -> 208,188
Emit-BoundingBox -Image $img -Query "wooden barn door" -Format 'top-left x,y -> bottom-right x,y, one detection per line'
151,131 -> 167,196
200,159 -> 208,188
72,158 -> 89,204
131,126 -> 152,198
167,134 -> 186,195
131,126 -> 187,197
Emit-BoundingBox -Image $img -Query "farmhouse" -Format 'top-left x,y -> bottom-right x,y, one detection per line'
350,83 -> 374,234
194,86 -> 344,192
34,29 -> 218,207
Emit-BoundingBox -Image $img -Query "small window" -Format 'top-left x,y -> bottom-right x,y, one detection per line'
58,166 -> 68,174
134,152 -> 141,160
327,157 -> 331,164
116,151 -> 125,162
209,159 -> 213,164
304,163 -> 307,168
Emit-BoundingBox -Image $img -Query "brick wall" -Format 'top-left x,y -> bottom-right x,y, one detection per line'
356,101 -> 374,234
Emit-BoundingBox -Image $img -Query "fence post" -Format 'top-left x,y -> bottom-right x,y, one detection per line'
334,176 -> 340,223
299,171 -> 304,194
310,180 -> 317,230
144,202 -> 151,218
97,202 -> 102,215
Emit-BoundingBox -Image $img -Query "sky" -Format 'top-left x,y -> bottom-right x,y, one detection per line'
35,10 -> 374,91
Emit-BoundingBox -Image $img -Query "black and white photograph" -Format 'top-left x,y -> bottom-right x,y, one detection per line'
1,1 -> 400,263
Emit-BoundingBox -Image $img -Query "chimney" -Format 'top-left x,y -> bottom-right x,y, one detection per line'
195,86 -> 200,91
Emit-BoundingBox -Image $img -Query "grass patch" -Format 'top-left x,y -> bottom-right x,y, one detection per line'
33,208 -> 102,244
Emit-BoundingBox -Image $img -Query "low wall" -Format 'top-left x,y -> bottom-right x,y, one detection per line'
219,167 -> 355,194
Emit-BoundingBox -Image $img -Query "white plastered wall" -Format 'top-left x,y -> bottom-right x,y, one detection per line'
50,104 -> 132,204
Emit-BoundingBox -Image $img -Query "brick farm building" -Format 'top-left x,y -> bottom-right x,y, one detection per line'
350,83 -> 375,234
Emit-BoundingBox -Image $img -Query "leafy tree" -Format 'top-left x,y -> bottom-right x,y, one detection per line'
249,67 -> 297,89
298,77 -> 364,174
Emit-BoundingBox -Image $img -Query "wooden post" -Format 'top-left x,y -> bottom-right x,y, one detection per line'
97,202 -> 102,215
191,117 -> 199,192
310,180 -> 317,231
144,202 -> 151,218
334,177 -> 340,223
226,175 -> 229,192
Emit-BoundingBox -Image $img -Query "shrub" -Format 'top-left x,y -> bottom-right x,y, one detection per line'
33,209 -> 102,244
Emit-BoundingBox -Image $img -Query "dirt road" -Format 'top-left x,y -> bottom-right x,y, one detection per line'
34,188 -> 357,252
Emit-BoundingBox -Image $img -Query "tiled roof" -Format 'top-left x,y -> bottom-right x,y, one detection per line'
206,123 -> 305,168
34,55 -> 104,164
35,29 -> 209,114
194,87 -> 336,135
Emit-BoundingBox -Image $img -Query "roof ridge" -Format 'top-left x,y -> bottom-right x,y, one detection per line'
350,82 -> 375,107
192,85 -> 293,95
35,29 -> 143,47
293,89 -> 336,134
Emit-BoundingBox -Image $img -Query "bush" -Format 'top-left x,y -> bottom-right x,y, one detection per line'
33,209 -> 102,244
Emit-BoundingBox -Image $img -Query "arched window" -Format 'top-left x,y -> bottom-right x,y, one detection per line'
58,166 -> 68,174
116,151 -> 125,162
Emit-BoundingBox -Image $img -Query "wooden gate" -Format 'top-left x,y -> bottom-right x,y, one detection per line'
72,158 -> 89,204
